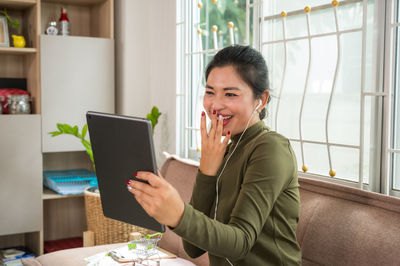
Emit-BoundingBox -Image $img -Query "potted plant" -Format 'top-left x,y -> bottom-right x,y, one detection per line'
0,9 -> 25,48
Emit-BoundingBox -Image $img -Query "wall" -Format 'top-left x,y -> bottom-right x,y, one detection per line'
115,0 -> 176,166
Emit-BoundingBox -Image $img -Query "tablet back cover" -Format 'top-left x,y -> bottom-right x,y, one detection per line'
87,111 -> 165,233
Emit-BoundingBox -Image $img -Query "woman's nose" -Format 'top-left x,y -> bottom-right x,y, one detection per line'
211,99 -> 224,112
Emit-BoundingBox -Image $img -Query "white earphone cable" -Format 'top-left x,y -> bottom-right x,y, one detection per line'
212,100 -> 261,266
213,100 -> 261,220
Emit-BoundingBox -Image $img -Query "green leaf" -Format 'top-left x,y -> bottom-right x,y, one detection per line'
49,131 -> 62,137
57,123 -> 64,132
82,124 -> 88,139
62,124 -> 73,134
146,106 -> 162,133
73,125 -> 79,136
12,20 -> 19,28
82,139 -> 91,150
151,106 -> 159,116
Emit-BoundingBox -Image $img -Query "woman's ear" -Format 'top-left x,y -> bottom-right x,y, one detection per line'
260,90 -> 269,110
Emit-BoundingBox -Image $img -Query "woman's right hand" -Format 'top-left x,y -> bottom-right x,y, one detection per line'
199,110 -> 231,176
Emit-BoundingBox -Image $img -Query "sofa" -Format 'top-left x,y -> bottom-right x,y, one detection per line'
23,157 -> 400,265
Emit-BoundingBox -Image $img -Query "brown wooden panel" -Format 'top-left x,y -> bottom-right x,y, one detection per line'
0,0 -> 36,10
43,197 -> 87,241
0,54 -> 25,77
0,233 -> 25,249
25,231 -> 43,255
90,0 -> 112,38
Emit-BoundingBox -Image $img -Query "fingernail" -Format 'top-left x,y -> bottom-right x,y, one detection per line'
126,180 -> 131,185
228,130 -> 231,135
218,115 -> 222,120
127,185 -> 132,190
201,111 -> 205,116
213,110 -> 216,115
134,173 -> 138,177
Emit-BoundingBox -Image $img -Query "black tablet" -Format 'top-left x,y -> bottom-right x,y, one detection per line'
86,111 -> 165,233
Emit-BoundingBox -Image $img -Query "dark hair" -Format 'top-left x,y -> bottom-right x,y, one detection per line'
205,45 -> 270,120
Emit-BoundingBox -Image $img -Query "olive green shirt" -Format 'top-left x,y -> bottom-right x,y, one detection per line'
173,121 -> 302,265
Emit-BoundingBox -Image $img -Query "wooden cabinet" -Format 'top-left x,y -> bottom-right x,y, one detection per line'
0,115 -> 42,234
0,0 -> 114,255
0,115 -> 42,255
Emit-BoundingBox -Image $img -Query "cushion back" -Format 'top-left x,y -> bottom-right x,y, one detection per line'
298,177 -> 400,266
158,158 -> 209,266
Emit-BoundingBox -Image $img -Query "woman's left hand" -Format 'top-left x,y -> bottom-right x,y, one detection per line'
127,170 -> 185,228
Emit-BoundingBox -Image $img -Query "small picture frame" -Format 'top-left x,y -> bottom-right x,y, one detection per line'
0,15 -> 10,47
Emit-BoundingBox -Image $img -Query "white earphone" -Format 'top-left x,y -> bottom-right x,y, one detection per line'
254,99 -> 262,113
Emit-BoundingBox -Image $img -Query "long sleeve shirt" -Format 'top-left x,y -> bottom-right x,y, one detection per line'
173,121 -> 302,265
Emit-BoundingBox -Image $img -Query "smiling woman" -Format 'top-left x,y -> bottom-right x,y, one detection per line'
128,45 -> 302,266
203,45 -> 271,137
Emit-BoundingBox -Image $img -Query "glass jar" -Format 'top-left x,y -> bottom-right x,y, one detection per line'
7,95 -> 31,114
46,21 -> 59,35
0,96 -> 4,114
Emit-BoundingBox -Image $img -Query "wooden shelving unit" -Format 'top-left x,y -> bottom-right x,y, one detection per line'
0,0 -> 36,9
41,0 -> 113,38
0,0 -> 114,256
0,47 -> 37,54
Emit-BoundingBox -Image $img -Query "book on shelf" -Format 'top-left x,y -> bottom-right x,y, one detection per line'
0,247 -> 35,266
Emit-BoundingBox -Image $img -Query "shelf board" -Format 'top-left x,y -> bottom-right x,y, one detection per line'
0,0 -> 37,9
42,188 -> 83,200
42,0 -> 105,6
0,47 -> 37,55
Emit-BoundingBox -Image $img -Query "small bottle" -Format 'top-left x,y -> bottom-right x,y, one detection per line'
58,7 -> 69,36
46,21 -> 58,35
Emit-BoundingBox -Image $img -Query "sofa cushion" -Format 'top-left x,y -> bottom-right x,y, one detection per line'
298,177 -> 400,265
159,158 -> 209,266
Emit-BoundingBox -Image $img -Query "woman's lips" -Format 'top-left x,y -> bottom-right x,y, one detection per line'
223,116 -> 232,126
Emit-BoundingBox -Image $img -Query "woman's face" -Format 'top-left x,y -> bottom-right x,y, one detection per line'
203,65 -> 260,136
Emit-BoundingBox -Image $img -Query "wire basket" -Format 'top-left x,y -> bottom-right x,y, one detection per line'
128,233 -> 163,264
43,169 -> 98,195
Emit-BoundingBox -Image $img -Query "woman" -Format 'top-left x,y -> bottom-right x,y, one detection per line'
127,45 -> 302,265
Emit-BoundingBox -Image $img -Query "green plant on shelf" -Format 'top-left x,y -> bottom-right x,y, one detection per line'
49,124 -> 95,171
0,9 -> 21,35
146,106 -> 162,134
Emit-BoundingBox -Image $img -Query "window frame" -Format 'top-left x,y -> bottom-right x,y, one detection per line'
383,0 -> 400,197
176,0 -> 400,196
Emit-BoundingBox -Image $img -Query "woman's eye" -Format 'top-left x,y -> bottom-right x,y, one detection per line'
205,91 -> 214,95
226,93 -> 237,97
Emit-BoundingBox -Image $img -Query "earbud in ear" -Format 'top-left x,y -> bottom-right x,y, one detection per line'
254,99 -> 262,113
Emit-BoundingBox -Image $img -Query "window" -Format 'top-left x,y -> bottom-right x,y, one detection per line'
177,0 -> 400,196
385,0 -> 400,196
176,0 -> 254,159
261,0 -> 380,190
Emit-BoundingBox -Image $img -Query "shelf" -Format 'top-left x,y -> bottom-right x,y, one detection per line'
0,0 -> 36,10
42,0 -> 104,6
42,188 -> 84,200
41,0 -> 113,38
0,47 -> 37,54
